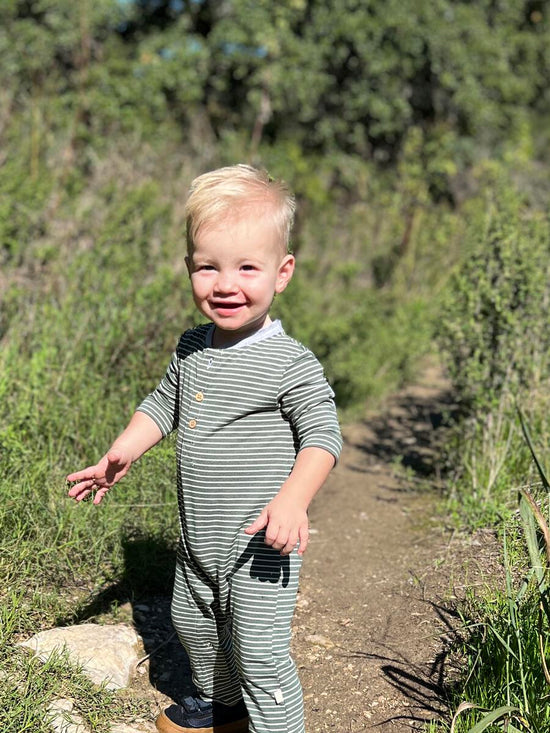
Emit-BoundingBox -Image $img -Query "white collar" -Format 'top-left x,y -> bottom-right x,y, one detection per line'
205,319 -> 284,349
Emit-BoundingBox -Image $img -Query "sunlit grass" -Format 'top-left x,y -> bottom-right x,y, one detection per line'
436,411 -> 550,733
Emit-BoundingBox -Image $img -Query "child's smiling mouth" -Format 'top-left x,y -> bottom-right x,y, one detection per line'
210,301 -> 246,313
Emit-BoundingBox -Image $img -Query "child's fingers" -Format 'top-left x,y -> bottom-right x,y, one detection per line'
92,487 -> 110,505
68,476 -> 110,501
279,530 -> 299,556
264,521 -> 281,547
264,522 -> 298,555
67,481 -> 96,502
66,466 -> 98,483
67,480 -> 110,504
67,478 -> 95,497
244,508 -> 268,535
297,524 -> 309,555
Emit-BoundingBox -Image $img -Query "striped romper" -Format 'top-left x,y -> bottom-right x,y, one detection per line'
137,320 -> 342,733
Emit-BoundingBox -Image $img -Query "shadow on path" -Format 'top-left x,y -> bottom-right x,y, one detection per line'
350,371 -> 458,479
343,596 -> 462,729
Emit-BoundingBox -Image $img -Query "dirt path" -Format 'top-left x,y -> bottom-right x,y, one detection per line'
292,365 -> 457,732
130,365 -> 499,732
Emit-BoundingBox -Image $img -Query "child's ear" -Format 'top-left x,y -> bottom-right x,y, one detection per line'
275,254 -> 295,294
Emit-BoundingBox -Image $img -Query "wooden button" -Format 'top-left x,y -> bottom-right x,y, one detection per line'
188,419 -> 197,429
195,392 -> 204,402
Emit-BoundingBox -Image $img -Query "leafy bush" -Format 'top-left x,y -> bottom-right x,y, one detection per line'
439,181 -> 550,412
436,177 -> 550,524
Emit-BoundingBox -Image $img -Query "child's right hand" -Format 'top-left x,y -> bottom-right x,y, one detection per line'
66,449 -> 132,505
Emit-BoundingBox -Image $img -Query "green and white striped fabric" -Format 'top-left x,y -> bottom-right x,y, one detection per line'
137,321 -> 342,732
137,320 -> 342,551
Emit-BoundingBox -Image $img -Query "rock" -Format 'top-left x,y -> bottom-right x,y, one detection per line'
19,623 -> 140,690
111,723 -> 157,733
304,634 -> 335,649
46,699 -> 88,733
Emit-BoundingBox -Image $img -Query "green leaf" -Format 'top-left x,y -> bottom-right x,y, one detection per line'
468,706 -> 520,733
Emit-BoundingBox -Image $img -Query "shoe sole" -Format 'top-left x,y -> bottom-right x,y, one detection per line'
155,710 -> 249,733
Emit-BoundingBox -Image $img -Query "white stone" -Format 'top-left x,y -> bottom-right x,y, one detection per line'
305,633 -> 335,649
19,623 -> 140,690
111,724 -> 157,733
46,699 -> 88,733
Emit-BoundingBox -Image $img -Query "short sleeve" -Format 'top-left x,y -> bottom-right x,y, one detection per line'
278,349 -> 343,462
136,350 -> 180,437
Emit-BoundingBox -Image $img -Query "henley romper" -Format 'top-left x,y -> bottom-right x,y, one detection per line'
137,320 -> 342,733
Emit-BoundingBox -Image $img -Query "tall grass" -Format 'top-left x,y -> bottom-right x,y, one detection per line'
438,413 -> 550,733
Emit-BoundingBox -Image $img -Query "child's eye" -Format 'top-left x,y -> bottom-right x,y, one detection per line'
196,264 -> 215,271
241,264 -> 257,272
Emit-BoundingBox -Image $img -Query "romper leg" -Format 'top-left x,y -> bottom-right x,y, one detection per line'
229,535 -> 305,733
171,548 -> 243,705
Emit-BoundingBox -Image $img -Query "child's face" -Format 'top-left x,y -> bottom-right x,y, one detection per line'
186,210 -> 295,347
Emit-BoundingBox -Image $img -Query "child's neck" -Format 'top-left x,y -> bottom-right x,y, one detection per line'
212,316 -> 273,348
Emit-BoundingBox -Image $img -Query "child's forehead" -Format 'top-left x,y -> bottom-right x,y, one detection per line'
193,207 -> 285,255
218,199 -> 275,227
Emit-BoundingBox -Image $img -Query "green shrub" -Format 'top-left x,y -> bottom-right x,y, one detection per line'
437,178 -> 550,524
438,182 -> 550,412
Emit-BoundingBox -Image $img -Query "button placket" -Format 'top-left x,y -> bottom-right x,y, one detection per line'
186,352 -> 214,435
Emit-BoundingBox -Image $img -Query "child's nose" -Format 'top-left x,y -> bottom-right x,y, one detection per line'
215,271 -> 238,293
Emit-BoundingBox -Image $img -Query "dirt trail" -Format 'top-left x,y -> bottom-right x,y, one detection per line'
131,365 -> 499,732
291,365 -> 458,732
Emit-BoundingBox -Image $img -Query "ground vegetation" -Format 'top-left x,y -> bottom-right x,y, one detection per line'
2,1 -> 550,730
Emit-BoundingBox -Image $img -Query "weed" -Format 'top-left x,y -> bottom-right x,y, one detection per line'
439,413 -> 550,733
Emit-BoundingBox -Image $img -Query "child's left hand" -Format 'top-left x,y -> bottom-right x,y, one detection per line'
245,490 -> 309,556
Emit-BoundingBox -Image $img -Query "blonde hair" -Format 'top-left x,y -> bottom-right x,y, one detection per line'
184,164 -> 295,255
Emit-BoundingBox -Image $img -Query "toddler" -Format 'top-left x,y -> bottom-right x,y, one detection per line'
67,165 -> 342,733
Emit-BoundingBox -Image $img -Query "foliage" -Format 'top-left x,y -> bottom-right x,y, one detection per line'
438,181 -> 550,412
439,417 -> 550,733
1,0 -> 549,169
436,174 -> 550,525
166,0 -> 550,164
1,0 -> 550,727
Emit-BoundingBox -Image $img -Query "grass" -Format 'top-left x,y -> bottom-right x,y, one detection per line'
424,182 -> 550,731
1,645 -> 150,733
431,410 -> 550,733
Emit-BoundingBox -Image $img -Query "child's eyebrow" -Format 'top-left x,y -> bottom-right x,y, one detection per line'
238,253 -> 270,264
191,253 -> 213,263
238,256 -> 262,263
